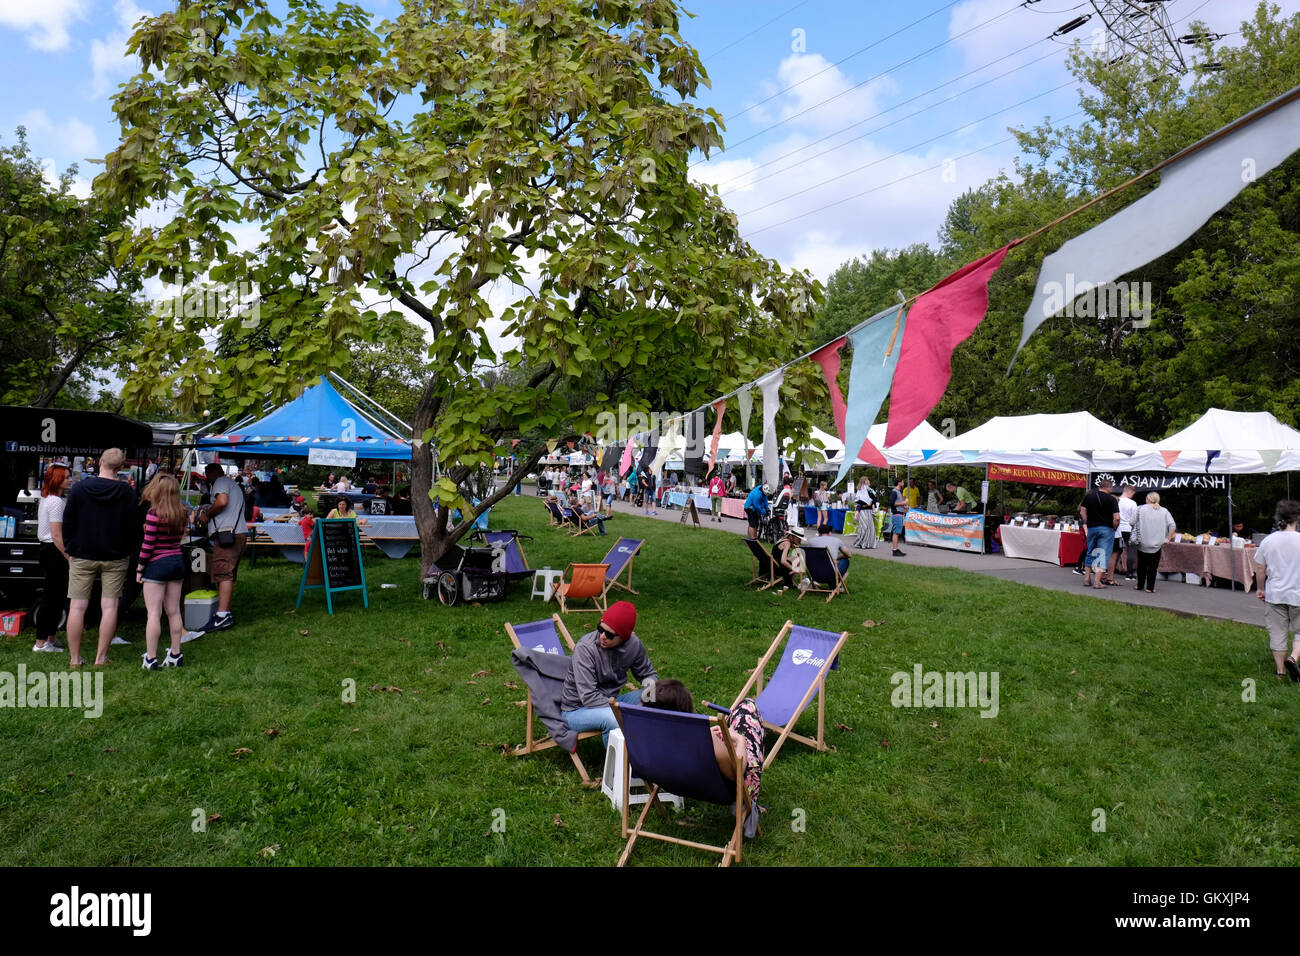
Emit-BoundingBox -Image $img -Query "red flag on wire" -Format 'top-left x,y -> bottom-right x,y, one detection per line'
810,338 -> 887,468
886,244 -> 1014,447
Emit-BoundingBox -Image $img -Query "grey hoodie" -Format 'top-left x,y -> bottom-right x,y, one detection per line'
559,631 -> 657,711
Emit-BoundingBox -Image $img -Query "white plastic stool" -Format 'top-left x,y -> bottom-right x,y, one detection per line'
531,567 -> 564,601
600,728 -> 684,813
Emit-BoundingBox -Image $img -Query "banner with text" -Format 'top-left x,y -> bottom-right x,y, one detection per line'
904,509 -> 985,553
987,463 -> 1086,488
1090,471 -> 1229,494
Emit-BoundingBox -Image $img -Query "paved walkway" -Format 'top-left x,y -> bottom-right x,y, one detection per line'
596,495 -> 1263,627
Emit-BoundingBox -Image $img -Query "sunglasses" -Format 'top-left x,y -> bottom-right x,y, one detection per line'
598,625 -> 621,640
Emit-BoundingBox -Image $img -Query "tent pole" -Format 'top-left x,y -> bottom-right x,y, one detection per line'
1227,475 -> 1235,592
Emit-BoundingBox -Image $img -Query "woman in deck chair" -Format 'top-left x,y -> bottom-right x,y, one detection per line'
769,527 -> 804,593
646,679 -> 766,836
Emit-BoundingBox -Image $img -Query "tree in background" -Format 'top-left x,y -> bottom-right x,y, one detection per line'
98,0 -> 818,569
0,129 -> 146,407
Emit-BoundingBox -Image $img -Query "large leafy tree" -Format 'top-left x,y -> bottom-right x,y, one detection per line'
98,0 -> 819,568
0,130 -> 146,407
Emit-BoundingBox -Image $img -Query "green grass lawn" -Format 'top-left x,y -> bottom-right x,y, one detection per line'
1,494 -> 1295,866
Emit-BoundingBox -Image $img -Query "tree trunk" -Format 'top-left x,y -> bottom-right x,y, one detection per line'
412,381 -> 450,578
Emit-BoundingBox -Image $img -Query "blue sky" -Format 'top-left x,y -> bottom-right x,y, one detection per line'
3,0 -> 1297,286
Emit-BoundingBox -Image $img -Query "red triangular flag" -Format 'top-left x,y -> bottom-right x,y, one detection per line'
810,337 -> 887,467
1159,450 -> 1181,468
886,244 -> 1014,447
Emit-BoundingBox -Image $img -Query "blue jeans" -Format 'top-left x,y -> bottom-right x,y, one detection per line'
563,690 -> 644,746
1085,526 -> 1115,570
836,556 -> 850,576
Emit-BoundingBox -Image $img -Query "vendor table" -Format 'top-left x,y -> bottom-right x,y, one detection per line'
361,516 -> 420,559
1159,541 -> 1259,589
247,521 -> 307,564
664,491 -> 711,511
799,505 -> 848,532
719,497 -> 747,520
999,523 -> 1086,566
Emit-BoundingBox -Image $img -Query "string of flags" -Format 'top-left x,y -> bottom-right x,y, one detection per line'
606,83 -> 1300,487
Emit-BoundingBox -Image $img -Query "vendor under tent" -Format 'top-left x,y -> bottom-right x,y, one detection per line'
195,373 -> 412,463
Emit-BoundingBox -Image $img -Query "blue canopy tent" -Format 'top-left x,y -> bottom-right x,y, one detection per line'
195,374 -> 412,461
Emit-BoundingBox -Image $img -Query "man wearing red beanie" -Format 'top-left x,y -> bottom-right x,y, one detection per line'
560,600 -> 659,746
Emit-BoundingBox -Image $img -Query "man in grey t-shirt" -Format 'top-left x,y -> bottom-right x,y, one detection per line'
1255,499 -> 1300,681
560,600 -> 658,746
192,463 -> 248,633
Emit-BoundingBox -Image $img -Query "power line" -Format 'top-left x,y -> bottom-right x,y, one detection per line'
693,0 -> 1029,163
716,41 -> 1066,197
728,0 -> 971,123
700,0 -> 816,60
733,79 -> 1080,221
742,107 -> 1087,239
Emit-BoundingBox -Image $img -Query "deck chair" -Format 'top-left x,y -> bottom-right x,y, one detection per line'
611,700 -> 750,867
727,620 -> 849,769
600,537 -> 643,596
798,544 -> 850,603
742,537 -> 782,590
569,509 -> 602,538
554,562 -> 611,614
544,499 -> 578,528
505,616 -> 600,786
478,530 -> 533,583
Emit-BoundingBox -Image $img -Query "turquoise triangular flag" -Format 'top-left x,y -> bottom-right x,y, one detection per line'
832,304 -> 907,488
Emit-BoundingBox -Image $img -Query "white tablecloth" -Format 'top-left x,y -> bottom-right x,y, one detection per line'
1000,524 -> 1070,565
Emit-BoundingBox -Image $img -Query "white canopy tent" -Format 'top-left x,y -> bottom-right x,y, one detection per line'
945,412 -> 1165,473
1154,409 -> 1300,474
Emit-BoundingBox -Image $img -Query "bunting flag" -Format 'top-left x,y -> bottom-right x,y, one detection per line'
1260,449 -> 1282,474
619,440 -> 636,477
1159,450 -> 1181,468
811,337 -> 888,469
1018,86 -> 1300,356
757,369 -> 784,487
737,386 -> 753,439
887,244 -> 1013,447
1072,451 -> 1095,469
960,450 -> 980,462
833,305 -> 908,488
652,419 -> 684,476
565,440 -> 575,450
636,444 -> 657,475
546,439 -> 558,454
1206,450 -> 1221,473
706,399 -> 727,477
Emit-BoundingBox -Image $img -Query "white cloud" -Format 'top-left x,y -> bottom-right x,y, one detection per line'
90,0 -> 150,97
20,109 -> 100,185
0,0 -> 86,51
744,53 -> 897,132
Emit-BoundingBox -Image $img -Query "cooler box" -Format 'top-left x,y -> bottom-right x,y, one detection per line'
184,590 -> 218,631
1,610 -> 26,636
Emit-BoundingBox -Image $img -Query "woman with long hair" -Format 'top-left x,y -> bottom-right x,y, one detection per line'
34,464 -> 71,652
137,474 -> 190,669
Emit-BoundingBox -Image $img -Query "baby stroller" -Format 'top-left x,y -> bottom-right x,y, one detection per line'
423,539 -> 516,606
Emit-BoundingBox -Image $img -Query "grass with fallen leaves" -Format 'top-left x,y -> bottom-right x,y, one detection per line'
1,494 -> 1295,866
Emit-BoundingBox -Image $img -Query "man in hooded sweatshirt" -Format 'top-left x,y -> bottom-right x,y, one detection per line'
560,600 -> 658,746
62,447 -> 137,666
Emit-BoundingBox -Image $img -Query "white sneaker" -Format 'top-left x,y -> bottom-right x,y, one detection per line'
181,629 -> 204,644
111,635 -> 131,646
32,641 -> 64,653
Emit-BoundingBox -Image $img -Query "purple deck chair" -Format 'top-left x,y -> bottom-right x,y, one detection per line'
600,537 -> 643,597
479,530 -> 532,581
505,615 -> 600,786
727,620 -> 850,769
610,701 -> 750,867
544,499 -> 579,529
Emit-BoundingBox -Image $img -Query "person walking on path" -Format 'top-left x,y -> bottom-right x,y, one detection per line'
1254,500 -> 1300,681
889,476 -> 908,557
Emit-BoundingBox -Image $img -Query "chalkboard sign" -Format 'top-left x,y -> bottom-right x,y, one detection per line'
297,518 -> 369,613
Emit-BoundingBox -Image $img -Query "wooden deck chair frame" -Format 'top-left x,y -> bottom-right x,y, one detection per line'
611,700 -> 750,867
569,510 -> 600,538
601,537 -> 642,596
797,545 -> 850,603
504,615 -> 600,787
742,537 -> 780,590
554,562 -> 611,614
730,619 -> 851,769
542,500 -> 560,527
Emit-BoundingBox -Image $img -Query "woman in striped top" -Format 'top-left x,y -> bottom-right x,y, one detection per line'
136,475 -> 190,669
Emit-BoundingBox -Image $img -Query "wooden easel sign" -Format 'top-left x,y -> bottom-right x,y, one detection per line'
297,518 -> 370,613
688,498 -> 702,529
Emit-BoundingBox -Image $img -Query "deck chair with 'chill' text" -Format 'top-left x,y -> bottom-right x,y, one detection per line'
600,537 -> 643,597
554,562 -> 611,614
798,544 -> 850,603
610,700 -> 751,867
505,615 -> 600,786
728,620 -> 849,769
